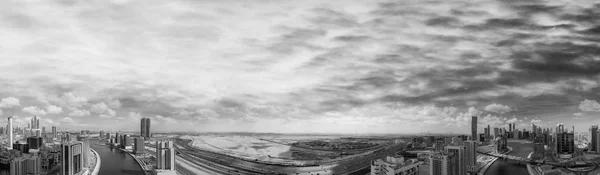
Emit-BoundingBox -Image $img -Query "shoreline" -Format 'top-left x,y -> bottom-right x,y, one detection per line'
90,148 -> 101,175
117,147 -> 153,175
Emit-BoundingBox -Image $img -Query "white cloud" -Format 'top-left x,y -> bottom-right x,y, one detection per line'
154,115 -> 177,124
60,117 -> 76,124
22,106 -> 47,115
69,109 -> 91,117
125,112 -> 142,123
61,92 -> 88,108
579,99 -> 600,112
46,105 -> 63,114
0,97 -> 20,108
531,119 -> 541,123
91,102 -> 116,117
108,98 -> 122,109
0,109 -> 2,115
99,114 -> 114,119
573,112 -> 584,116
484,103 -> 513,114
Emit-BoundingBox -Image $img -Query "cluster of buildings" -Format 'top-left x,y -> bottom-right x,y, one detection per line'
102,118 -> 176,175
1,116 -> 93,175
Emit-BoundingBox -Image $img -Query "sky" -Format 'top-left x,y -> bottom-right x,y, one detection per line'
0,0 -> 599,133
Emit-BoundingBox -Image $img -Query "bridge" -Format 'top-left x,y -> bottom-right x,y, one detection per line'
477,150 -> 599,172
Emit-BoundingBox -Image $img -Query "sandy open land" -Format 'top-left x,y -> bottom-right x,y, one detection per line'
181,135 -> 297,163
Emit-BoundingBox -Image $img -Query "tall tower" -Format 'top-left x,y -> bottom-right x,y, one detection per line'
471,116 -> 477,141
464,140 -> 477,174
156,140 -> 175,171
141,118 -> 146,137
8,116 -> 13,149
445,145 -> 466,175
52,126 -> 57,138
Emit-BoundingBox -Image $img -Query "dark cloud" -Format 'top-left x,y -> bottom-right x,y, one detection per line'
425,16 -> 462,27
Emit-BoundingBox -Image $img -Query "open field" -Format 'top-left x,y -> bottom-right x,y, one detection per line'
180,134 -> 397,164
181,135 -> 296,163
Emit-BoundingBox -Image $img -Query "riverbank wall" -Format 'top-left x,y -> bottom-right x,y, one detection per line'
90,148 -> 101,175
478,146 -> 513,175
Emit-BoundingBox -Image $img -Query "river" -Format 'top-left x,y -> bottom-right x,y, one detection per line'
484,140 -> 533,175
90,139 -> 145,175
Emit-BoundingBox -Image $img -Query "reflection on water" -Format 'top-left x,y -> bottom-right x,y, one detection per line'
484,141 -> 532,175
90,139 -> 145,175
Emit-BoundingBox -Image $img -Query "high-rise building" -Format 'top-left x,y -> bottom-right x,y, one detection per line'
52,126 -> 57,139
556,124 -> 574,158
445,145 -> 466,175
434,141 -> 445,153
471,116 -> 477,141
8,116 -> 13,150
115,132 -> 120,144
532,136 -> 544,160
464,140 -> 477,174
429,152 -> 455,175
77,136 -> 91,168
134,138 -> 145,154
156,140 -> 175,171
370,156 -> 421,175
27,137 -> 43,150
141,118 -> 151,138
590,125 -> 598,153
62,141 -> 84,175
11,153 -> 41,175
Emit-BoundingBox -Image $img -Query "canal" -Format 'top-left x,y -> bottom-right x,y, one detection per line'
90,139 -> 145,175
484,140 -> 533,175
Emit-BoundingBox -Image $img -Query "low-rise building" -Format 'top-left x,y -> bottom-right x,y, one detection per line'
370,156 -> 421,175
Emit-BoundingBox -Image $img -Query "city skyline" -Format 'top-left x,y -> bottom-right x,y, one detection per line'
1,0 -> 600,133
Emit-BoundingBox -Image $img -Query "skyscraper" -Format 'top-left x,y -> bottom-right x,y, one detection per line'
8,116 -> 13,150
471,116 -> 477,141
27,137 -> 43,150
62,141 -> 84,175
156,140 -> 175,171
486,125 -> 490,138
52,126 -> 57,139
464,140 -> 477,174
134,138 -> 145,154
429,153 -> 455,175
141,118 -> 151,138
445,145 -> 466,175
590,125 -> 598,153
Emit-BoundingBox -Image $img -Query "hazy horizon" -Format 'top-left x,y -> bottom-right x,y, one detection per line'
1,0 -> 599,133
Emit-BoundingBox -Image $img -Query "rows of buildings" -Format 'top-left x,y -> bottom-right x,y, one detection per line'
1,116 -> 94,175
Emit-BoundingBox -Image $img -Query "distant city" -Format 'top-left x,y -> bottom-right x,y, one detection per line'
0,115 -> 596,175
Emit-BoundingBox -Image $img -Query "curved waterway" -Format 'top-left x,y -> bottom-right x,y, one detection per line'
90,139 -> 144,175
484,140 -> 533,175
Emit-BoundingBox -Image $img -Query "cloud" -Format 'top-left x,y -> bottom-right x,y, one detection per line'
484,104 -> 514,114
579,99 -> 600,112
60,117 -> 75,124
573,112 -> 583,116
531,119 -> 541,123
69,109 -> 91,117
0,97 -> 20,108
0,109 -> 2,115
91,102 -> 116,116
0,0 -> 596,132
99,114 -> 114,119
154,115 -> 177,124
108,98 -> 122,109
22,106 -> 47,115
46,105 -> 63,114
